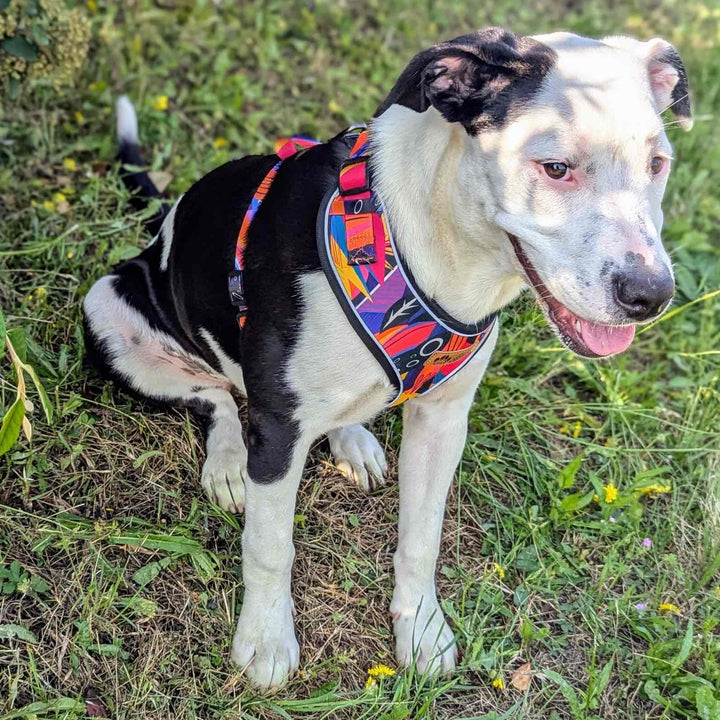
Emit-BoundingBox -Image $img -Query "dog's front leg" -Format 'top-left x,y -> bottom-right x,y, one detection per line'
231,408 -> 309,690
391,326 -> 498,676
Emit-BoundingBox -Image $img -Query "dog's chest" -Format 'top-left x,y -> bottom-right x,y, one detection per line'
287,272 -> 395,433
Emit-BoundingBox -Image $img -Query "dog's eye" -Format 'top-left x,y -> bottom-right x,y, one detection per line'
650,156 -> 665,175
543,162 -> 569,180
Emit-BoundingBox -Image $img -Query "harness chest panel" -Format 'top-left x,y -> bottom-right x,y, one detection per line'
232,129 -> 497,407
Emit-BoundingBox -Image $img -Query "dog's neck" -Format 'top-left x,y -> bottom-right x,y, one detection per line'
370,106 -> 527,325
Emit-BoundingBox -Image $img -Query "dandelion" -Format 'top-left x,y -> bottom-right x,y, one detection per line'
634,603 -> 647,611
365,663 -> 395,689
659,602 -> 681,614
559,424 -> 569,435
213,137 -> 229,149
63,158 -> 78,172
53,192 -> 67,204
493,563 -> 505,580
572,421 -> 582,438
42,200 -> 55,211
642,538 -> 652,548
593,493 -> 600,504
367,664 -> 395,679
152,95 -> 169,111
493,677 -> 505,690
603,484 -> 618,504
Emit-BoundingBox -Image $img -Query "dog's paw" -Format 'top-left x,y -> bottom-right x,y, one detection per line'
201,446 -> 246,513
328,424 -> 388,492
392,598 -> 457,676
231,598 -> 299,690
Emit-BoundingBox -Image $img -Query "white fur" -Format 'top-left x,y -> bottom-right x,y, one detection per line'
159,196 -> 182,272
231,439 -> 308,689
391,323 -> 498,674
327,424 -> 388,491
116,95 -> 138,145
199,326 -> 246,394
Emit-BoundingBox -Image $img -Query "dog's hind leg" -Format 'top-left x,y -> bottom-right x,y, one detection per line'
327,424 -> 388,491
83,272 -> 246,512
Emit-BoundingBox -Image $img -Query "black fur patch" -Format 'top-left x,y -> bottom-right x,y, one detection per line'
655,45 -> 692,124
374,27 -> 557,134
102,134 -> 354,484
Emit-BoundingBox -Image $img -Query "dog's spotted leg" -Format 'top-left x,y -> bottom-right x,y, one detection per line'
83,273 -> 246,513
327,424 -> 388,491
230,394 -> 309,690
391,324 -> 498,676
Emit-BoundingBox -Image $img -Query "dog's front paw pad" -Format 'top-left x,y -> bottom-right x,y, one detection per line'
328,425 -> 388,492
393,602 -> 457,676
231,608 -> 299,690
201,447 -> 246,513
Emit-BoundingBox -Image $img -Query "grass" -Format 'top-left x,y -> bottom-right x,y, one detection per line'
1,0 -> 719,718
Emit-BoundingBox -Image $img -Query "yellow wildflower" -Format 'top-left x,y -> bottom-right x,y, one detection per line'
593,493 -> 600,504
53,193 -> 67,204
63,158 -> 78,172
493,677 -> 505,690
328,99 -> 342,114
42,200 -> 55,211
152,95 -> 169,111
66,252 -> 74,259
365,676 -> 376,689
559,424 -> 569,435
367,664 -> 395,678
658,603 -> 681,614
493,563 -> 505,580
636,484 -> 671,495
87,0 -> 98,12
603,484 -> 618,504
572,421 -> 582,438
213,137 -> 229,149
74,111 -> 85,124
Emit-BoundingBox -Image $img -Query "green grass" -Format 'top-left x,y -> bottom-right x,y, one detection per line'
1,0 -> 720,718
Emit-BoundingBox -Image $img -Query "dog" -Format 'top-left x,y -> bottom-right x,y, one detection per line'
83,27 -> 692,689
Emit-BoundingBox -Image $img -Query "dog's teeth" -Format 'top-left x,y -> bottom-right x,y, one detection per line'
575,320 -> 582,333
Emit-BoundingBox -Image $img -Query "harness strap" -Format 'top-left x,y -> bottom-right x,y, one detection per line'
230,136 -> 322,328
336,131 -> 377,266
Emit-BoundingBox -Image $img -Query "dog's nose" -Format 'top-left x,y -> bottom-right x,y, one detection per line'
613,267 -> 674,320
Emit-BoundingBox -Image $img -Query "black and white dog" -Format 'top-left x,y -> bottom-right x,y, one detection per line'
83,28 -> 692,689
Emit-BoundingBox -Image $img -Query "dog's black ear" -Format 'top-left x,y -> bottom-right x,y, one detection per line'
375,28 -> 556,133
646,39 -> 692,130
604,36 -> 692,131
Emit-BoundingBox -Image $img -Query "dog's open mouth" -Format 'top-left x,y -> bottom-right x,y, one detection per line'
508,235 -> 635,358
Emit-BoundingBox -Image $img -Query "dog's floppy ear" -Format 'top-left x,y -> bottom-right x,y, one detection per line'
375,28 -> 556,133
605,36 -> 693,131
646,39 -> 693,130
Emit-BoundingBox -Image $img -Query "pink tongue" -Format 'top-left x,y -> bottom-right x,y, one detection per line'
579,320 -> 635,356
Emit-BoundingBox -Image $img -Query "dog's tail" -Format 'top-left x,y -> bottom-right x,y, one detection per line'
116,95 -> 170,237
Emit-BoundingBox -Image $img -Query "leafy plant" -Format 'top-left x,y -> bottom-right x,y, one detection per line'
0,0 -> 90,97
0,305 -> 53,457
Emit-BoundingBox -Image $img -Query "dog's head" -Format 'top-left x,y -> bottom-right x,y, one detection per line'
376,28 -> 692,357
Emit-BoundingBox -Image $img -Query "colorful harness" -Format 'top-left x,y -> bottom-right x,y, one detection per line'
230,129 -> 497,407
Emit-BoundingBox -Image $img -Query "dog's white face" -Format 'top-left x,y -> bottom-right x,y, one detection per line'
473,32 -> 690,356
379,29 -> 693,357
